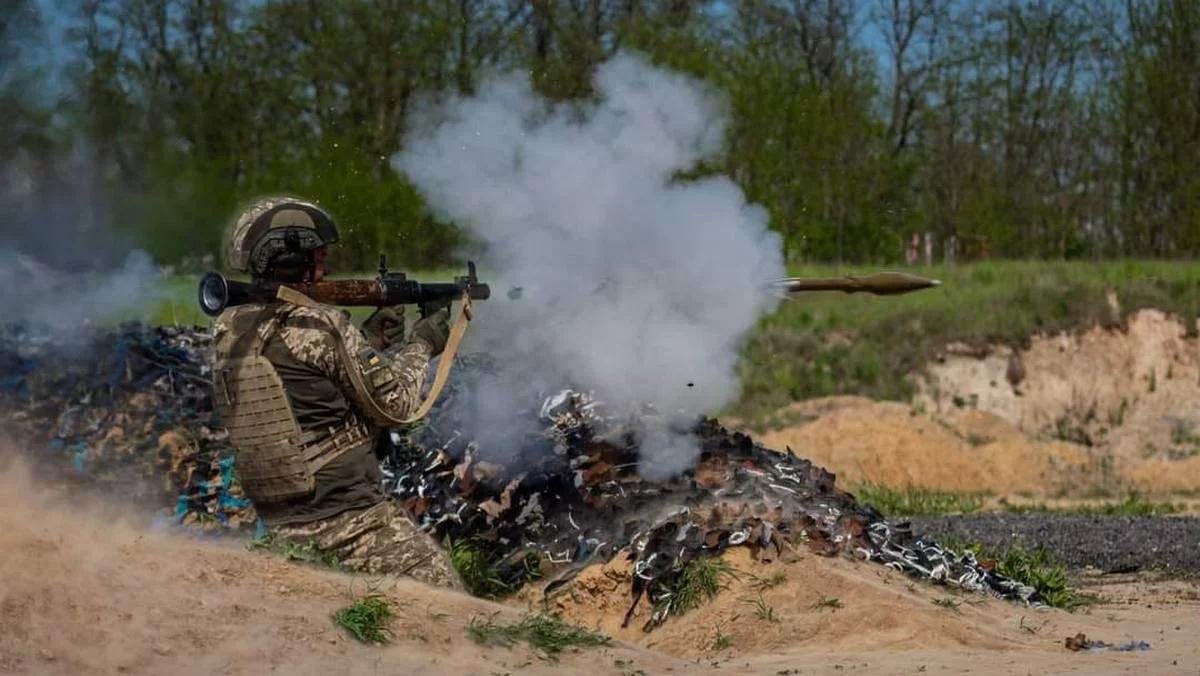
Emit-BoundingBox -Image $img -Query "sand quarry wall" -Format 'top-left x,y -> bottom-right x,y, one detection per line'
762,310 -> 1200,497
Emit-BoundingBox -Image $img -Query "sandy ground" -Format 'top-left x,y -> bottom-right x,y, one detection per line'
2,456 -> 1197,676
756,310 -> 1200,499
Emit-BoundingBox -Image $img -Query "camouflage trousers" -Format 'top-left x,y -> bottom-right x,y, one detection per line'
274,499 -> 462,590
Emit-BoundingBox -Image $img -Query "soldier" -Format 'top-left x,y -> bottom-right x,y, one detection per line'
211,196 -> 461,588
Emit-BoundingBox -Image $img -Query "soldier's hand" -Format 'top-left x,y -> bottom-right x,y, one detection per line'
410,306 -> 451,357
419,297 -> 451,319
362,306 -> 405,351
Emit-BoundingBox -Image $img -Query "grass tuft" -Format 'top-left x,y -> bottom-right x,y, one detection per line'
932,596 -> 962,612
948,542 -> 1096,610
810,595 -> 842,611
854,483 -> 985,516
742,594 -> 780,623
663,556 -> 739,617
748,570 -> 788,591
249,533 -> 340,569
447,539 -> 541,598
332,595 -> 394,644
467,613 -> 610,659
449,538 -> 510,598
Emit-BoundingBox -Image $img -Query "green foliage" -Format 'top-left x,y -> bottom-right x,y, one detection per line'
949,543 -> 1093,611
467,613 -> 611,658
1,1 -> 1192,274
249,533 -> 340,569
1001,493 -> 1178,517
661,556 -> 739,617
332,595 -> 394,644
853,484 -> 985,517
448,539 -> 541,599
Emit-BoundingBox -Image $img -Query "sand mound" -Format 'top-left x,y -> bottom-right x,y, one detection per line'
0,453 -> 660,675
919,309 -> 1200,475
754,311 -> 1200,498
759,399 -> 1092,495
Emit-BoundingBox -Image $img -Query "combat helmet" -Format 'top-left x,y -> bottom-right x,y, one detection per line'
226,197 -> 340,276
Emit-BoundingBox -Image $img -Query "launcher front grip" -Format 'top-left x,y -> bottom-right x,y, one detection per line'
198,262 -> 491,317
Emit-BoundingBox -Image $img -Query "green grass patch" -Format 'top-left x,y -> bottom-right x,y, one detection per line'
854,483 -> 986,517
734,260 -> 1200,426
1000,493 -> 1178,516
249,533 -> 340,569
448,539 -> 541,599
467,613 -> 611,658
662,556 -> 739,617
332,595 -> 394,644
948,542 -> 1095,610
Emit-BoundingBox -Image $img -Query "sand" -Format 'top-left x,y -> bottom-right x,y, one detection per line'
2,454 -> 1196,676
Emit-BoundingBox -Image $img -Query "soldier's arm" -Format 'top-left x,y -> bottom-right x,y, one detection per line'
280,306 -> 434,424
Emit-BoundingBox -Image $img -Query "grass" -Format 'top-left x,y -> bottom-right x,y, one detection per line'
810,595 -> 842,611
748,570 -> 788,591
662,556 -> 739,617
1000,492 -> 1178,516
467,613 -> 610,658
249,533 -> 340,569
947,542 -> 1095,610
332,595 -> 394,644
734,260 -> 1200,425
932,596 -> 962,612
447,539 -> 541,599
854,483 -> 985,517
742,595 -> 780,623
711,623 -> 734,651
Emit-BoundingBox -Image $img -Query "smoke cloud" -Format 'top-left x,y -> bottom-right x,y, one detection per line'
0,147 -> 165,334
0,250 -> 163,333
393,53 -> 784,478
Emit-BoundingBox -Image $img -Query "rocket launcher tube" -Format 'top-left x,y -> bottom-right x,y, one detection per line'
198,260 -> 491,317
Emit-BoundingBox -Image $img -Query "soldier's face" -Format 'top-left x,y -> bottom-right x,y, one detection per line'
312,247 -> 330,282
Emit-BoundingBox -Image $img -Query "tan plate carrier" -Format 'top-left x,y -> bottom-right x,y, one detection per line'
212,305 -> 367,503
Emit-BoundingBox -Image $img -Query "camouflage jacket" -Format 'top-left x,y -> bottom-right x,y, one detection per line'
212,292 -> 433,525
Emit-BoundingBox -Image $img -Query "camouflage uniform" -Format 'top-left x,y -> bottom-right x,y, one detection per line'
213,197 -> 460,589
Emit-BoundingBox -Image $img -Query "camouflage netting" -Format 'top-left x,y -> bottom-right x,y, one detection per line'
0,323 -> 1044,628
0,323 -> 257,531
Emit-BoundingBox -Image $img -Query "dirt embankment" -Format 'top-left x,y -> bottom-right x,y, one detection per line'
3,452 -> 1197,676
760,310 -> 1200,498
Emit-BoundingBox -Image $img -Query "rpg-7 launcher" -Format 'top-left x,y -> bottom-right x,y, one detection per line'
198,256 -> 491,317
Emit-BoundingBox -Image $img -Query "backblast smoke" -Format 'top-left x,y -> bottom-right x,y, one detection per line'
393,53 -> 785,478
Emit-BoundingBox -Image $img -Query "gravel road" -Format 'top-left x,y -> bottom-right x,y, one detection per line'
908,514 -> 1200,575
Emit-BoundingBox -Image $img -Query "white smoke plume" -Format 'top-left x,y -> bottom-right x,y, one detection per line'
0,250 -> 164,334
394,53 -> 784,478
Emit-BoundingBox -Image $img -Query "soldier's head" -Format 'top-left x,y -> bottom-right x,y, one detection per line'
226,197 -> 339,283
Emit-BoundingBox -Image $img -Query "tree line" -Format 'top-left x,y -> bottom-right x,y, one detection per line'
2,0 -> 1198,270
